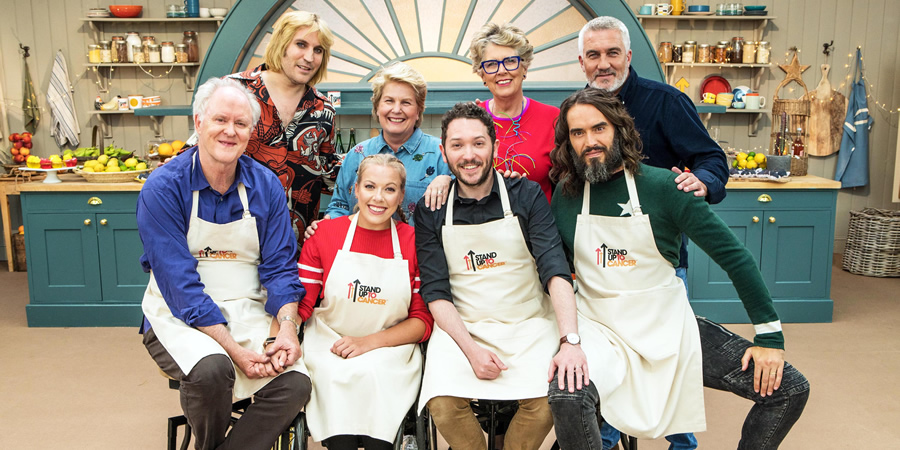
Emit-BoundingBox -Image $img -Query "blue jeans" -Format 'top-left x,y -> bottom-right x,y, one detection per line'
548,317 -> 810,450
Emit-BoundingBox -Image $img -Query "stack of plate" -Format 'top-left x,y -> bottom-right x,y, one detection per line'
744,10 -> 768,15
87,8 -> 110,18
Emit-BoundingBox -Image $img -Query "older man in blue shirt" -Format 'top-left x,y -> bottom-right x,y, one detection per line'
138,77 -> 310,450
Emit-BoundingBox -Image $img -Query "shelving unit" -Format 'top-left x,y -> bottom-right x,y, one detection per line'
638,14 -> 776,137
89,109 -> 167,138
85,62 -> 201,92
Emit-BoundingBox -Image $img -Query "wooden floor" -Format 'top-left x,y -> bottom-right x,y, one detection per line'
1,256 -> 898,449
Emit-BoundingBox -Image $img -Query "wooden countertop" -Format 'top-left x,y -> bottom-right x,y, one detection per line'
14,173 -> 144,192
726,174 -> 841,190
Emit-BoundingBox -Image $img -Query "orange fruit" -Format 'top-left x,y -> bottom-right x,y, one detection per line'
18,225 -> 24,235
157,143 -> 174,156
171,140 -> 185,152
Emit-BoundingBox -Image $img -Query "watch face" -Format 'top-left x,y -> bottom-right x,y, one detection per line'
567,333 -> 581,345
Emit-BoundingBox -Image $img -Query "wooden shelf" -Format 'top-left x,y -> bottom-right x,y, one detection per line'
637,15 -> 776,21
85,63 -> 200,67
81,17 -> 223,23
90,110 -> 134,115
664,63 -> 771,68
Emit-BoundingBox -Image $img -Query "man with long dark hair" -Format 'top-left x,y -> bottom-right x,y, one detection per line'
546,89 -> 809,450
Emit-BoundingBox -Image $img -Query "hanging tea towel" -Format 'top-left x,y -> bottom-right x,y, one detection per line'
47,50 -> 80,147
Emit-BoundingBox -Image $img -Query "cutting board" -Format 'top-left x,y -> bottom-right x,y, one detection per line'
805,64 -> 847,156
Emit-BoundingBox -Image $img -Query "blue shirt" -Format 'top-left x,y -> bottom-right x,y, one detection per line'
325,128 -> 451,226
616,66 -> 729,204
137,147 -> 305,328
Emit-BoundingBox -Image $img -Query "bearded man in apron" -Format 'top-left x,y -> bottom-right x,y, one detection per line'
138,78 -> 311,450
414,102 -> 588,450
546,89 -> 810,450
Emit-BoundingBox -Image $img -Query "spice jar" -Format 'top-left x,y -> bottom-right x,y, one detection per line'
730,36 -> 744,63
125,32 -> 141,62
132,46 -> 146,64
148,44 -> 162,63
88,44 -> 101,64
742,41 -> 757,64
683,40 -> 697,64
98,40 -> 112,63
756,41 -> 771,64
141,36 -> 156,63
175,44 -> 189,63
698,44 -> 711,63
111,36 -> 126,63
161,41 -> 176,63
714,44 -> 728,63
183,31 -> 200,62
673,44 -> 683,63
657,42 -> 673,63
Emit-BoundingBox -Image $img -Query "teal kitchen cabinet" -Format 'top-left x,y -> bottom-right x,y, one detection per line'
21,187 -> 147,327
688,176 -> 840,323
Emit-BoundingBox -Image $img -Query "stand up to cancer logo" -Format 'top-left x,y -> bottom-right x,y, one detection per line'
596,243 -> 637,268
463,250 -> 506,272
197,246 -> 238,259
347,279 -> 387,305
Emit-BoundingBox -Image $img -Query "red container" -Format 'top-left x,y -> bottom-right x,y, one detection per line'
109,5 -> 143,18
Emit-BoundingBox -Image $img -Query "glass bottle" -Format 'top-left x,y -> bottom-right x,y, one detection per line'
161,41 -> 176,63
792,127 -> 805,157
98,41 -> 112,63
183,31 -> 200,62
125,32 -> 141,63
348,128 -> 357,151
334,128 -> 345,154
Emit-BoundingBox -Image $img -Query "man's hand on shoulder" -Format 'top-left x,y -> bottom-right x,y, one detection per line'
671,167 -> 708,197
464,345 -> 508,380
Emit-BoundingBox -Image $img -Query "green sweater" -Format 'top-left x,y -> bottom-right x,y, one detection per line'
551,164 -> 784,349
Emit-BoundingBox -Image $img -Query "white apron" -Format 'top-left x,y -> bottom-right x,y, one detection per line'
574,170 -> 705,439
419,172 -> 559,410
142,156 -> 306,400
303,214 -> 422,442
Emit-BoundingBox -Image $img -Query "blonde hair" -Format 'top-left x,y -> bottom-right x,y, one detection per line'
355,154 -> 409,223
370,62 -> 427,128
468,23 -> 534,74
264,11 -> 334,86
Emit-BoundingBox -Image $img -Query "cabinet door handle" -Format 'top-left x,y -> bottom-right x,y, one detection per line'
88,197 -> 103,206
757,194 -> 772,203
84,219 -> 92,226
100,219 -> 108,226
769,216 -> 776,223
752,216 -> 760,223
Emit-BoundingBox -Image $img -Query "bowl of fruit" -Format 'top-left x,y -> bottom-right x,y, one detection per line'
5,132 -> 33,168
75,145 -> 151,183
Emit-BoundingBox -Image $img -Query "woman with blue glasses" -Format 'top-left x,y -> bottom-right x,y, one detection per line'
469,23 -> 560,202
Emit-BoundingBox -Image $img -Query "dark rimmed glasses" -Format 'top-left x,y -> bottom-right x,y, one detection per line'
480,55 -> 521,74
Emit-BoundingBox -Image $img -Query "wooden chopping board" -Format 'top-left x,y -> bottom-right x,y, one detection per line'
804,64 -> 847,156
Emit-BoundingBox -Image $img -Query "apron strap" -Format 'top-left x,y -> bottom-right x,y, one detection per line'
342,214 -> 403,259
390,219 -> 402,259
581,170 -> 643,216
236,183 -> 252,219
445,183 -> 456,227
853,48 -> 864,83
342,214 -> 360,250
495,171 -> 513,217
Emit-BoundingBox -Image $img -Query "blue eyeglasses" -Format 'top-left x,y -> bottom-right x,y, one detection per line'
480,56 -> 521,74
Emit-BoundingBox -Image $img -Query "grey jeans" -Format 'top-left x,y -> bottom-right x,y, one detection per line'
548,317 -> 810,449
144,328 -> 311,450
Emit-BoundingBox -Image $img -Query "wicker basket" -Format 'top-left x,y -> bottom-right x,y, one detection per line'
842,208 -> 900,277
74,168 -> 152,183
790,155 -> 809,176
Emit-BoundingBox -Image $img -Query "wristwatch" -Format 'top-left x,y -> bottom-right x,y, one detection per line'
560,333 -> 581,345
280,315 -> 302,335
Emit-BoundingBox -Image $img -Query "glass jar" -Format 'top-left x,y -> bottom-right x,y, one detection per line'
166,4 -> 179,18
756,41 -> 771,64
98,40 -> 112,63
183,31 -> 200,62
111,36 -> 126,63
683,41 -> 697,64
132,46 -> 146,64
175,44 -> 189,63
714,44 -> 728,63
698,44 -> 711,63
88,44 -> 101,64
161,41 -> 176,63
125,32 -> 141,62
673,44 -> 683,63
730,36 -> 744,63
657,42 -> 673,63
148,44 -> 162,63
141,36 -> 156,63
742,41 -> 757,64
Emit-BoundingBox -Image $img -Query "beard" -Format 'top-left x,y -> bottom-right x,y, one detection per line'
450,158 -> 494,188
573,135 -> 624,183
589,68 -> 628,93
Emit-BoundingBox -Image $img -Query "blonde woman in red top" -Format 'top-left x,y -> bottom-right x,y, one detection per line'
297,154 -> 433,449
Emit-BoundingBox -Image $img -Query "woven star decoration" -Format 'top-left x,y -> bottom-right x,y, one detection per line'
778,53 -> 810,85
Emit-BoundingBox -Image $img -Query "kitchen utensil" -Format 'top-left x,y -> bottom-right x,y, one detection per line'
804,64 -> 848,156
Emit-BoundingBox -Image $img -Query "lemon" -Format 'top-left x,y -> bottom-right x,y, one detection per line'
136,162 -> 147,170
736,152 -> 748,161
106,165 -> 121,172
737,159 -> 747,169
754,153 -> 766,164
124,157 -> 138,168
97,154 -> 109,165
83,167 -> 95,173
158,143 -> 174,157
107,158 -> 119,168
746,160 -> 758,169
171,140 -> 185,152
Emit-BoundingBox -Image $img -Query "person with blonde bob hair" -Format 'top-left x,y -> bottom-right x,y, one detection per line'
298,153 -> 433,449
306,62 -> 451,239
223,10 -> 339,251
468,22 -> 558,202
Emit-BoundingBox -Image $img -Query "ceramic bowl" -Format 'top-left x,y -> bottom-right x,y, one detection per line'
732,85 -> 751,102
209,7 -> 228,18
108,5 -> 142,18
744,5 -> 766,11
688,5 -> 710,12
732,101 -> 746,109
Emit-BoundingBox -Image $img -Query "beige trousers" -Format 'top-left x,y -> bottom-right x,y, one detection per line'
427,396 -> 553,450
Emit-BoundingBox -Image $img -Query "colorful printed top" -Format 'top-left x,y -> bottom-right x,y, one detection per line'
325,128 -> 450,226
481,98 -> 559,203
297,215 -> 433,341
228,64 -> 339,241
